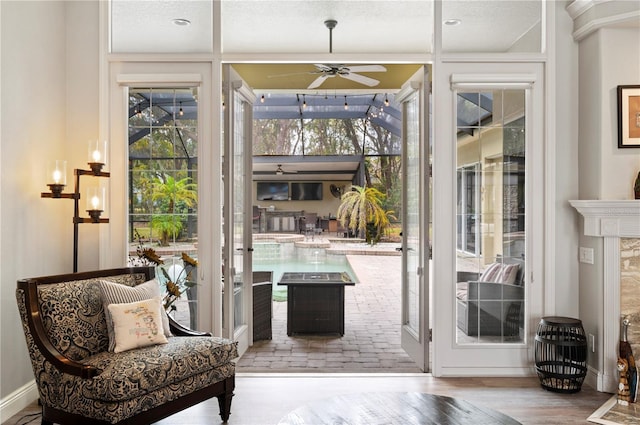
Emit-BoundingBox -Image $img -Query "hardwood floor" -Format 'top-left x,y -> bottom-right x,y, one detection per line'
5,374 -> 613,425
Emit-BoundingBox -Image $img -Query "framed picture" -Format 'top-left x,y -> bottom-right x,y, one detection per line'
617,85 -> 640,148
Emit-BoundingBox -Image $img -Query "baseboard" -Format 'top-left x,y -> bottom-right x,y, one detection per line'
0,380 -> 38,423
585,364 -> 600,391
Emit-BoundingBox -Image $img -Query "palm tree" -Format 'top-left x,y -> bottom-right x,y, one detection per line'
336,185 -> 394,245
151,175 -> 197,246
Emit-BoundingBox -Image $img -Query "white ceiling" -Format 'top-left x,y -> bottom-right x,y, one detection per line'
110,0 -> 544,181
111,1 -> 543,55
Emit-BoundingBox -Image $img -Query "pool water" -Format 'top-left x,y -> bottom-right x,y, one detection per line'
253,257 -> 357,301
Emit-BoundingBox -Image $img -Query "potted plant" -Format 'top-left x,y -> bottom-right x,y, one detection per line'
336,185 -> 395,245
129,230 -> 199,328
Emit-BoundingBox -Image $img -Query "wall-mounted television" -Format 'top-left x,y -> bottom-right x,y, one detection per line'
257,182 -> 289,201
291,182 -> 323,201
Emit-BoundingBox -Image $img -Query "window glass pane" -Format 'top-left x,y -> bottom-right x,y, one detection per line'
127,87 -> 199,330
455,88 -> 526,344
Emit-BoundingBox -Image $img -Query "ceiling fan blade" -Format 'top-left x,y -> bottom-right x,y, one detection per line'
340,72 -> 380,87
267,71 -> 314,79
346,65 -> 387,73
313,63 -> 333,72
308,75 -> 329,89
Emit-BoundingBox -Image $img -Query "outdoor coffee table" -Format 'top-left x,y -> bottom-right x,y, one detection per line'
278,272 -> 355,336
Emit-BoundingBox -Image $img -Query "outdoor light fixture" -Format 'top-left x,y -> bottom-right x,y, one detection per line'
384,94 -> 390,107
303,94 -> 307,109
179,102 -> 184,116
344,96 -> 349,110
41,142 -> 111,272
261,94 -> 265,103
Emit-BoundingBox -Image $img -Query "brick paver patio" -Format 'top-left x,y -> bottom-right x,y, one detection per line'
237,254 -> 422,373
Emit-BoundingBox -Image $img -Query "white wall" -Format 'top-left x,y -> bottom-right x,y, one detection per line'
599,28 -> 640,199
553,0 -> 581,321
577,26 -> 640,373
0,0 -> 100,419
1,0 -> 67,415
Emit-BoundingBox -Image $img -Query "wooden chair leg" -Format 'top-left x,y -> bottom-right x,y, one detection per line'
217,391 -> 234,422
217,376 -> 235,422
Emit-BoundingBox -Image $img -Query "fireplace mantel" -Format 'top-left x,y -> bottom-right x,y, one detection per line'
570,200 -> 640,238
570,199 -> 640,392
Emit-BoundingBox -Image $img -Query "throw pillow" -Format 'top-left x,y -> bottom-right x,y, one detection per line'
107,296 -> 168,353
499,263 -> 520,285
479,262 -> 503,282
99,279 -> 171,352
478,262 -> 520,284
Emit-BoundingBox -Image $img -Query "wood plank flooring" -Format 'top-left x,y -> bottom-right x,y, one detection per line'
5,374 -> 614,425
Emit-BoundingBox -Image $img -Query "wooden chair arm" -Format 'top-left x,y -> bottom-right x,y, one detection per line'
167,314 -> 211,337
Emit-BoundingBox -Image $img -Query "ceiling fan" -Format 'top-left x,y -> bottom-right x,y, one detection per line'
307,64 -> 387,89
274,164 -> 297,175
329,184 -> 345,199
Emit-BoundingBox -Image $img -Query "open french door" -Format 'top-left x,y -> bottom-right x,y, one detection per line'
398,67 -> 431,371
222,65 -> 255,356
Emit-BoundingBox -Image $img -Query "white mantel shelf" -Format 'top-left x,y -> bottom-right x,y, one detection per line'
569,200 -> 640,237
569,199 -> 640,393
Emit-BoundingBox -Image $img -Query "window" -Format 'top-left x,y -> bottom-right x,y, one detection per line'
455,89 -> 526,344
127,87 -> 199,330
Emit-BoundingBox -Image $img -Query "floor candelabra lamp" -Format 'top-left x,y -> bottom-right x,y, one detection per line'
41,141 -> 110,272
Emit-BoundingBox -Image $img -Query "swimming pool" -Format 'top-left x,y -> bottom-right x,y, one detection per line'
252,240 -> 358,300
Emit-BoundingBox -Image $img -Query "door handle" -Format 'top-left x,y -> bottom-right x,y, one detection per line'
395,247 -> 402,252
247,247 -> 254,252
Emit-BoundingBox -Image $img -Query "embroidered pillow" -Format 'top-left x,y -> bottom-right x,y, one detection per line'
99,279 -> 171,352
107,296 -> 168,353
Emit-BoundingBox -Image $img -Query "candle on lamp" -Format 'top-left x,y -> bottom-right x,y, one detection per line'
46,160 -> 67,197
88,140 -> 108,174
86,186 -> 106,222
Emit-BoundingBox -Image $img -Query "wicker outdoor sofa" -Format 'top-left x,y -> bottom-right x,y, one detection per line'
16,266 -> 238,425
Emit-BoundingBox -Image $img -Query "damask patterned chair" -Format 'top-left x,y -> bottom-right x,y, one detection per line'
16,267 -> 237,425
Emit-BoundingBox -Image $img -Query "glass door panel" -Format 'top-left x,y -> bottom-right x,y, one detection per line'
399,67 -> 430,371
455,89 -> 526,344
223,67 -> 254,356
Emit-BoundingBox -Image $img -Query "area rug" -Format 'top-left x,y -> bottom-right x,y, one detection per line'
277,392 -> 521,425
588,395 -> 640,425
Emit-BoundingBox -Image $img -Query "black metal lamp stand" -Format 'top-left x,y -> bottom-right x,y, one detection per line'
42,165 -> 110,272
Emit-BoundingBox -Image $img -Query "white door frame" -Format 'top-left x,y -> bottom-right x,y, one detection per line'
397,67 -> 431,371
107,62 -> 221,334
222,65 -> 256,356
432,63 -> 545,376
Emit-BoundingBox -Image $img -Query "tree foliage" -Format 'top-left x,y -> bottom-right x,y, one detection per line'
150,175 -> 198,246
336,185 -> 396,245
